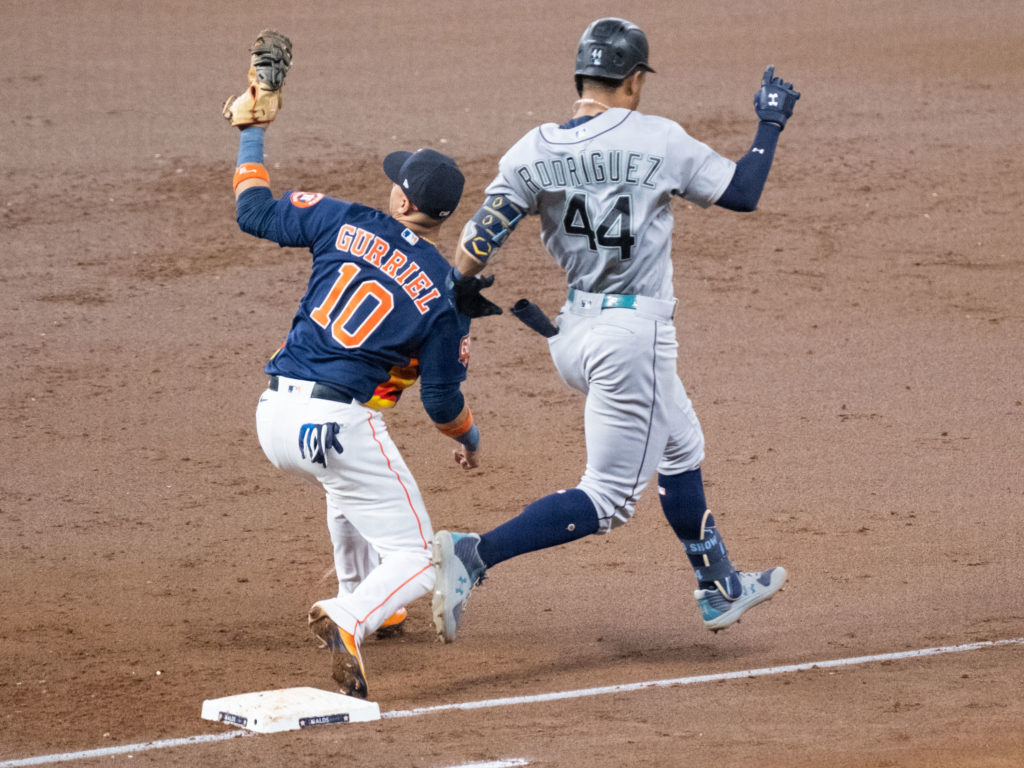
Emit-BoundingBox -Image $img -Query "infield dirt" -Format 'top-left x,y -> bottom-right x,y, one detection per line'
3,1 -> 1023,766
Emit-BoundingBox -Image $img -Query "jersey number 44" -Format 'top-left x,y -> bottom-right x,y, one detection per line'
563,193 -> 635,261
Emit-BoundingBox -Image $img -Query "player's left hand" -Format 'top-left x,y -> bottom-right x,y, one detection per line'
223,29 -> 293,128
451,269 -> 503,318
754,65 -> 800,129
453,445 -> 480,470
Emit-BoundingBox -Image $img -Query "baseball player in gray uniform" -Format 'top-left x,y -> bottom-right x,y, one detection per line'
432,17 -> 800,642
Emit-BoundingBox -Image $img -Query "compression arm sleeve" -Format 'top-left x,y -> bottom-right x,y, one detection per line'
715,121 -> 782,212
233,126 -> 286,240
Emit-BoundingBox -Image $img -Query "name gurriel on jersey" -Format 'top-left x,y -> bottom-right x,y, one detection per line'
334,224 -> 440,314
513,149 -> 665,194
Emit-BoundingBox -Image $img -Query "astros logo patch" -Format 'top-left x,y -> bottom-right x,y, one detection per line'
290,191 -> 324,208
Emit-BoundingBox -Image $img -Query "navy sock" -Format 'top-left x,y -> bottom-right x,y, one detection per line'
659,468 -> 739,595
477,489 -> 599,568
658,468 -> 708,540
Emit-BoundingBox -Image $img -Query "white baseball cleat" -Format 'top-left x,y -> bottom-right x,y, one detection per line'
695,566 -> 787,632
431,531 -> 487,643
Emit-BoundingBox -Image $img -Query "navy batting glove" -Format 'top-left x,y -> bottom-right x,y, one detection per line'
754,65 -> 801,129
450,268 -> 503,318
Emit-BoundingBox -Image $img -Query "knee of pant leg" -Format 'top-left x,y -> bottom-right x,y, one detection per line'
576,482 -> 637,533
658,432 -> 705,476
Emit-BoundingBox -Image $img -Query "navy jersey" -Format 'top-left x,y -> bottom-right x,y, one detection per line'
243,188 -> 470,406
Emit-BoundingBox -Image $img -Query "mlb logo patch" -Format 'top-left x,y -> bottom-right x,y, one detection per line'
401,228 -> 419,245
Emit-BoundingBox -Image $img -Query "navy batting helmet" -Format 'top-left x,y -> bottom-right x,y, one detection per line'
574,17 -> 655,94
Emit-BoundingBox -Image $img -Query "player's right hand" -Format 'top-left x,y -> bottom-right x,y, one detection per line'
754,66 -> 800,129
453,445 -> 480,470
451,269 -> 503,318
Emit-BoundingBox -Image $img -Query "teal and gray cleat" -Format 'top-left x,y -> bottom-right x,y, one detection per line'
431,531 -> 487,643
695,566 -> 787,632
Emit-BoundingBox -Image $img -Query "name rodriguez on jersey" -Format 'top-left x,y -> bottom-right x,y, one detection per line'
512,149 -> 664,194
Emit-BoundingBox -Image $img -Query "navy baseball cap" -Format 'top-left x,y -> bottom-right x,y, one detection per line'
383,148 -> 465,220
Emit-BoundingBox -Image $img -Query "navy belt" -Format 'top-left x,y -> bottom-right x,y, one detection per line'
268,376 -> 354,404
568,289 -> 637,309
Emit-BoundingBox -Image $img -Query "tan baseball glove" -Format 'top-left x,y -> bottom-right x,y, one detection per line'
222,30 -> 293,127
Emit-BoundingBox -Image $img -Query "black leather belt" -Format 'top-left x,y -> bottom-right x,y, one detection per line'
268,376 -> 354,404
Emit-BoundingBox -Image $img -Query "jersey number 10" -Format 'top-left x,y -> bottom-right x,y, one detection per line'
310,263 -> 394,348
562,193 -> 635,261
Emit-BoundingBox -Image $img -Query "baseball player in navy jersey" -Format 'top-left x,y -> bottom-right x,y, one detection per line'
232,119 -> 480,696
431,17 -> 800,642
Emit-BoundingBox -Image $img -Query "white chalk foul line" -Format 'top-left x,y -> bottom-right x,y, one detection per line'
0,732 -> 248,768
382,636 -> 1024,719
2,637 -> 1020,767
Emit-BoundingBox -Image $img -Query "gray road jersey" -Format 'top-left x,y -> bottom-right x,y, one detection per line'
486,108 -> 736,301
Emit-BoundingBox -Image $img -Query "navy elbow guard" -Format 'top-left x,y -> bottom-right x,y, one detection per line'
460,195 -> 526,263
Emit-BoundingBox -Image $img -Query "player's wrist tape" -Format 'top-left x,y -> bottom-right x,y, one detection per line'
237,125 -> 266,165
233,163 -> 270,191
